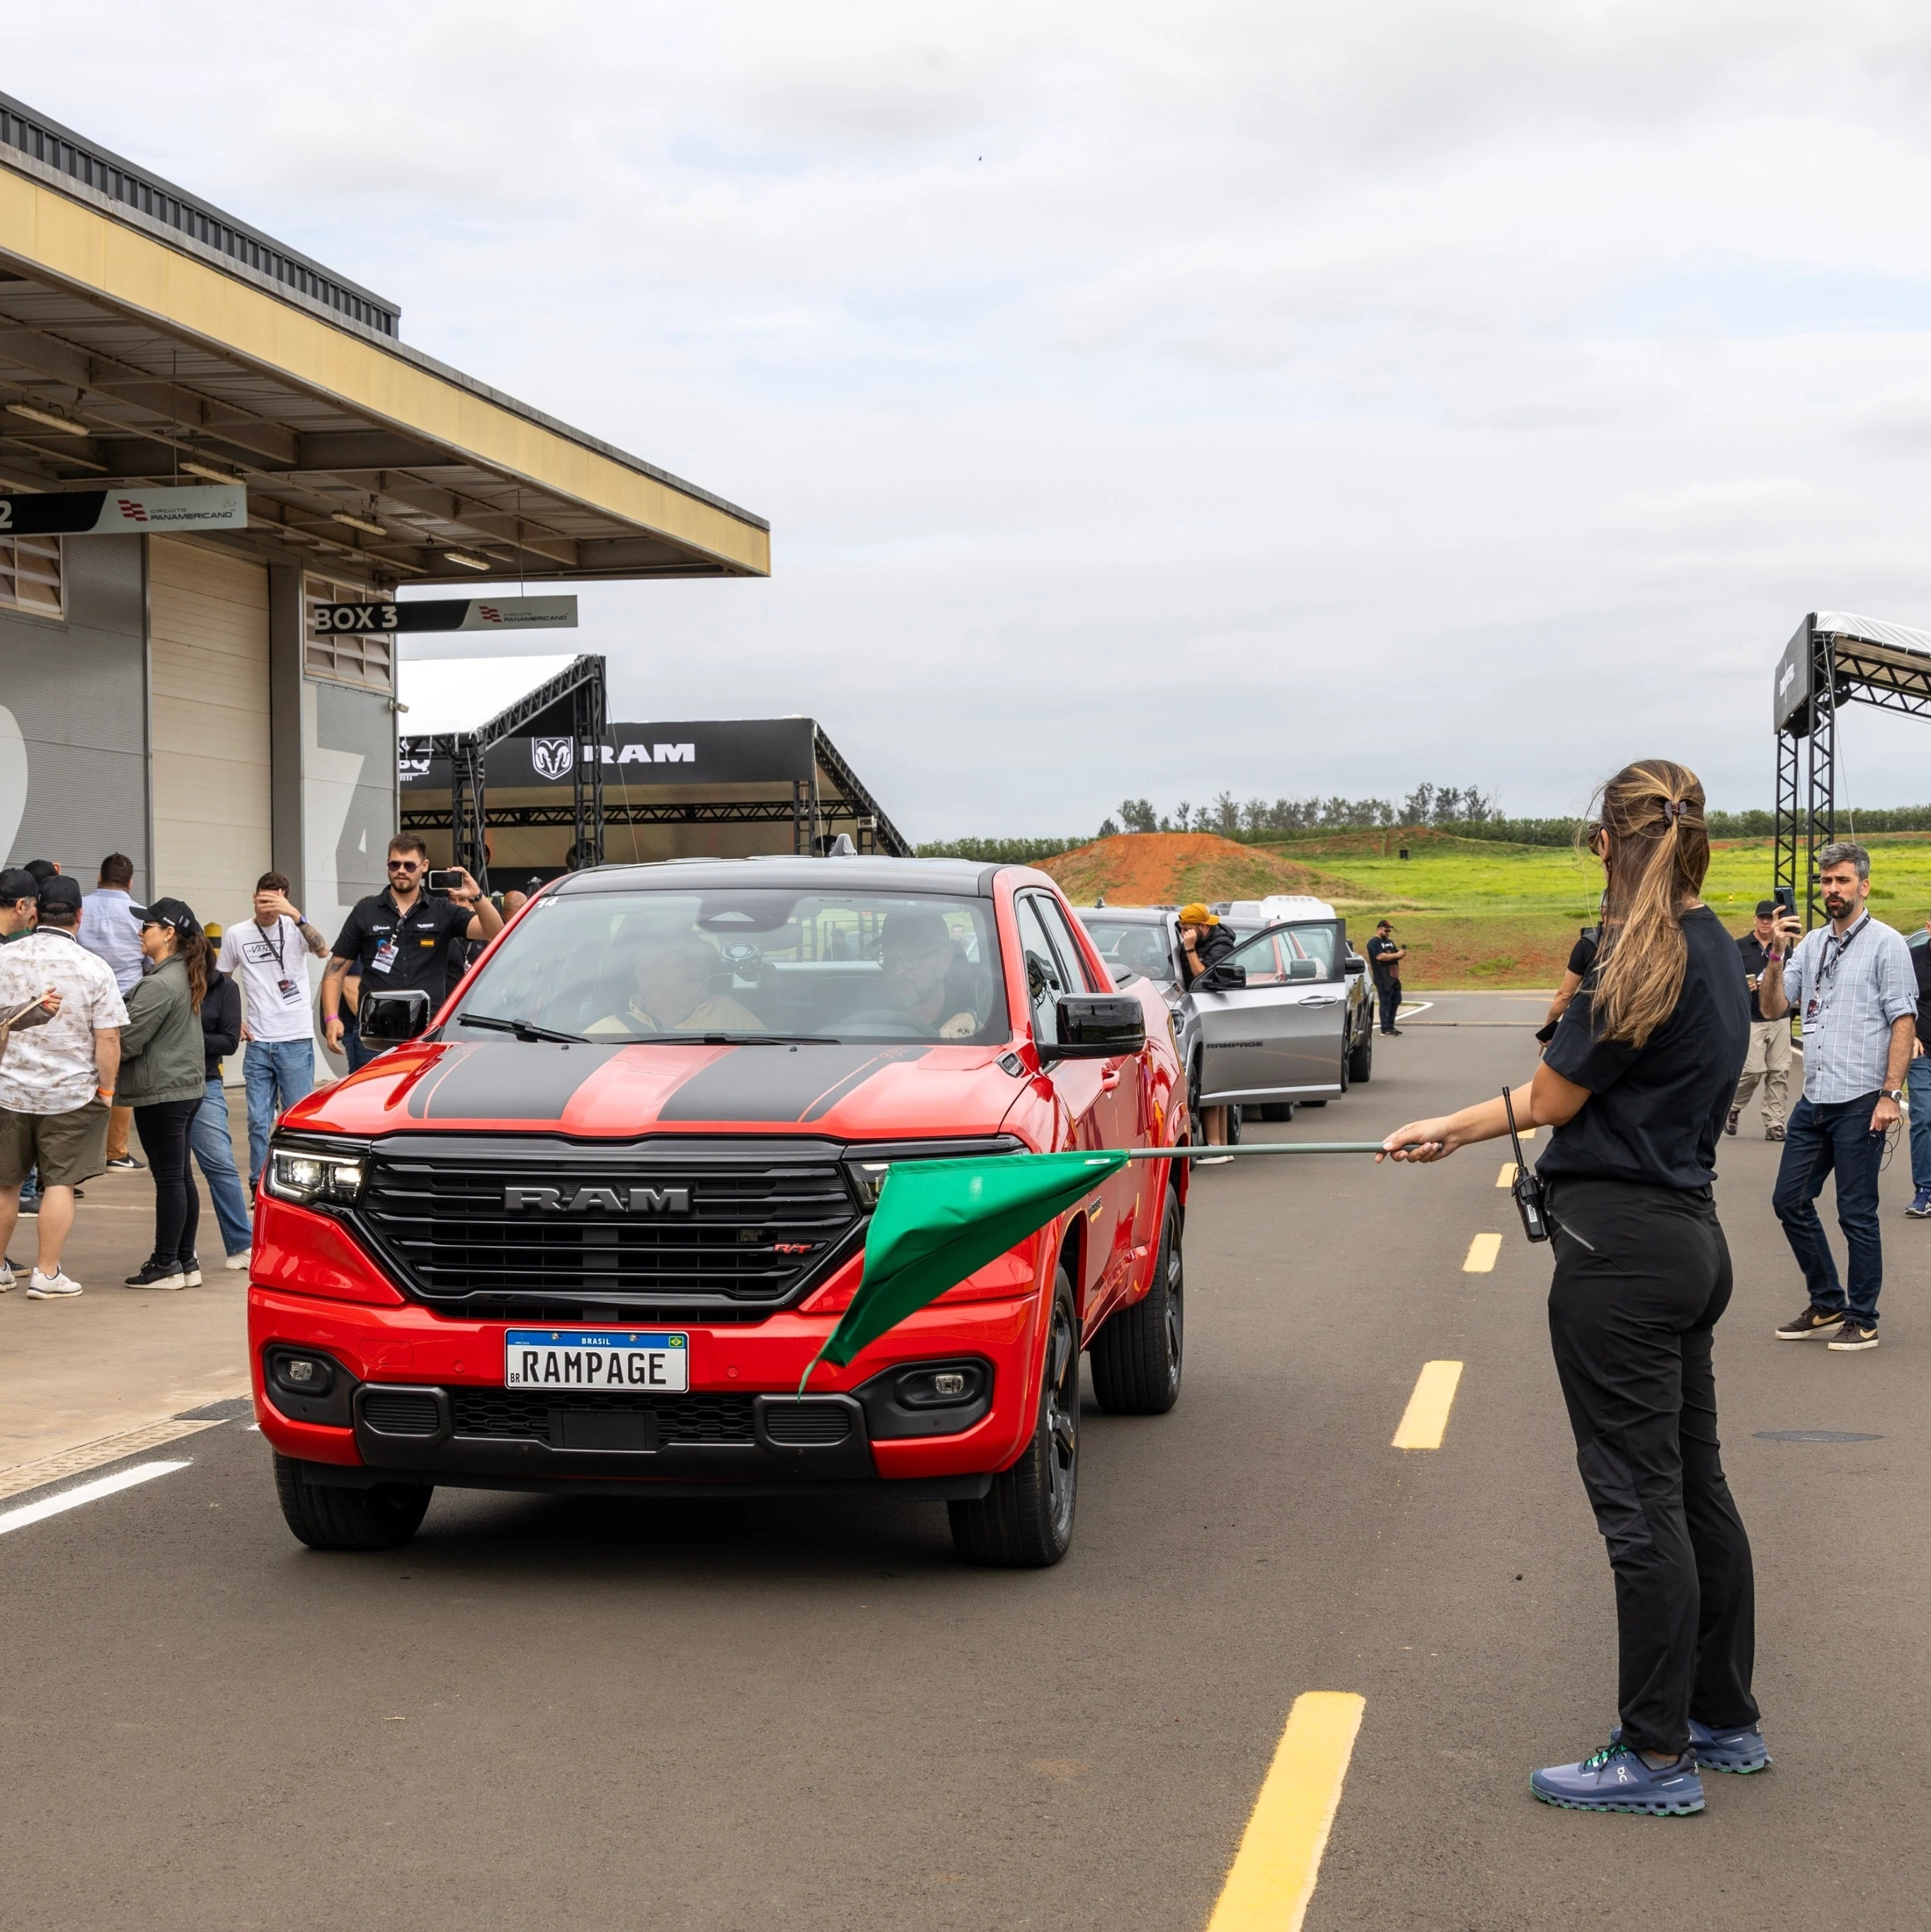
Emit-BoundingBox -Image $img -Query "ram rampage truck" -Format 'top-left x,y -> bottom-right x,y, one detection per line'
252,858 -> 1188,1567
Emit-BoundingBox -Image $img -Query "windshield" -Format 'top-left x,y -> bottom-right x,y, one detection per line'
451,888 -> 1009,1044
1079,917 -> 1177,986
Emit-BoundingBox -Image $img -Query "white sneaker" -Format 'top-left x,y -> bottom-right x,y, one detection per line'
1194,1154 -> 1234,1166
26,1269 -> 82,1298
224,1252 -> 249,1271
0,1258 -> 14,1292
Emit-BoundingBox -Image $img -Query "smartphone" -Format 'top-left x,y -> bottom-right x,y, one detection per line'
426,868 -> 462,892
1773,885 -> 1797,919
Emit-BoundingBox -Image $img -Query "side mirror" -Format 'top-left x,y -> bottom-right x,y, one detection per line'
1041,994 -> 1146,1062
1344,956 -> 1367,977
358,987 -> 433,1045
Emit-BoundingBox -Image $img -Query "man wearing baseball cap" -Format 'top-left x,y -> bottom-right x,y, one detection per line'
0,873 -> 128,1295
1729,899 -> 1793,1142
1365,918 -> 1406,1037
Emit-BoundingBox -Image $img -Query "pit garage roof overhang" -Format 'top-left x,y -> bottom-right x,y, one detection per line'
0,93 -> 769,587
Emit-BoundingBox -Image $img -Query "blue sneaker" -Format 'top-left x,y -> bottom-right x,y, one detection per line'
1612,1718 -> 1770,1773
1531,1742 -> 1704,1815
1908,1187 -> 1931,1219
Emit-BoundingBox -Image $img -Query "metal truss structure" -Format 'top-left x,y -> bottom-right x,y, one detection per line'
1774,612 -> 1931,927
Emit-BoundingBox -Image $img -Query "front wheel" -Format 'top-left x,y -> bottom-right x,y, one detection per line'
273,1454 -> 431,1551
1089,1186 -> 1184,1415
949,1271 -> 1079,1567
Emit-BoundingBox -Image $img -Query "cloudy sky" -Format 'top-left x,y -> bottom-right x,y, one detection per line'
21,4 -> 1931,836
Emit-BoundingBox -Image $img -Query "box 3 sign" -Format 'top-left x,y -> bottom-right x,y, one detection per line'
312,597 -> 579,634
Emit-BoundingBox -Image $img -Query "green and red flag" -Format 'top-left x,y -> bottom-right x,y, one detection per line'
799,1151 -> 1128,1392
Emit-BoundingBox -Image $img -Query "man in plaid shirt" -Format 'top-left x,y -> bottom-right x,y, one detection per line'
1759,841 -> 1918,1351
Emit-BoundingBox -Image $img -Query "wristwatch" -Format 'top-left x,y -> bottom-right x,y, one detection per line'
1886,1088 -> 1906,1104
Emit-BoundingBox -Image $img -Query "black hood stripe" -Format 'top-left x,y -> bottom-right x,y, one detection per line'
406,1042 -> 626,1120
658,1045 -> 930,1123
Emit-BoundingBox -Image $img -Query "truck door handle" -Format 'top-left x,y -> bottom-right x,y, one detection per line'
1302,995 -> 1342,1007
1100,1066 -> 1123,1090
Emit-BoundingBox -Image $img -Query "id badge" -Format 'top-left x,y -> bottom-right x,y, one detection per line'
1806,997 -> 1821,1023
277,977 -> 302,1002
371,937 -> 399,976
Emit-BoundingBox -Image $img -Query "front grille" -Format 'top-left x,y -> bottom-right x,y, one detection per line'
449,1387 -> 755,1445
362,1390 -> 442,1436
355,1139 -> 861,1313
762,1401 -> 854,1447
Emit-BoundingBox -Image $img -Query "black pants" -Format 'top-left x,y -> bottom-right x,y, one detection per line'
1376,980 -> 1402,1033
133,1098 -> 202,1265
1545,1176 -> 1758,1756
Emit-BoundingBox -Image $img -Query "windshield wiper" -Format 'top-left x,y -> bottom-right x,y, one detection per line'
456,1013 -> 588,1045
629,1032 -> 823,1045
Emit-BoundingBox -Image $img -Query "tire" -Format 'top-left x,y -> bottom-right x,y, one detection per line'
1346,1025 -> 1373,1084
1089,1187 -> 1184,1415
1337,1041 -> 1351,1093
1255,1102 -> 1296,1122
273,1454 -> 431,1551
1227,1105 -> 1243,1144
949,1272 -> 1080,1568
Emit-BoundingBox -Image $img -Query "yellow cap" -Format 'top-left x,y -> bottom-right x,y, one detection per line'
1177,903 -> 1218,926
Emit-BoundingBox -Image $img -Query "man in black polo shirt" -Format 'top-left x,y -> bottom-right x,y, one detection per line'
321,836 -> 503,1067
1729,898 -> 1792,1141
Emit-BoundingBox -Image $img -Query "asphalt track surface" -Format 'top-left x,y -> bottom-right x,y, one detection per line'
6,993 -> 1930,1931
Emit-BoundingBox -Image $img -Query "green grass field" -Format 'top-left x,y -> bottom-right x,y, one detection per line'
1254,828 -> 1931,988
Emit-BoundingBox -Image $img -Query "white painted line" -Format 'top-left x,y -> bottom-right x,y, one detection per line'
0,1460 -> 190,1536
1394,1001 -> 1433,1018
0,1416 -> 222,1502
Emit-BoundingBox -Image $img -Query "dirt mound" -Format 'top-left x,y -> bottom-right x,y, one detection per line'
1038,834 -> 1363,907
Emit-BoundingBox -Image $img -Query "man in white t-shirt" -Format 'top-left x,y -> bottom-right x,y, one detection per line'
0,875 -> 127,1295
217,871 -> 328,1187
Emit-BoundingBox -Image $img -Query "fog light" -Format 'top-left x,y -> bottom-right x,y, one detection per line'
933,1372 -> 966,1397
285,1359 -> 319,1385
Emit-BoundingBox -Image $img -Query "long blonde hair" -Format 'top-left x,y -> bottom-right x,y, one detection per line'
1583,759 -> 1709,1047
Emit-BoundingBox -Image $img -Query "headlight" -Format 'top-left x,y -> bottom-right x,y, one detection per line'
842,1137 -> 1026,1210
265,1142 -> 368,1206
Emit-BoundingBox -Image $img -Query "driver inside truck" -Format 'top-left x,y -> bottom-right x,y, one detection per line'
877,910 -> 979,1039
591,933 -> 767,1036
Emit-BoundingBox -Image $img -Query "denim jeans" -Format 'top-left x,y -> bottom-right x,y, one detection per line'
190,1078 -> 253,1259
1772,1093 -> 1887,1326
1376,981 -> 1402,1033
1909,1057 -> 1931,1195
243,1038 -> 315,1184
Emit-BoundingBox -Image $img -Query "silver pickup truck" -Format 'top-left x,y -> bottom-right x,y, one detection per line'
1076,904 -> 1374,1137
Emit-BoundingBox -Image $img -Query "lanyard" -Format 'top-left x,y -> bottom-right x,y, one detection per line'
262,916 -> 287,976
1816,913 -> 1869,997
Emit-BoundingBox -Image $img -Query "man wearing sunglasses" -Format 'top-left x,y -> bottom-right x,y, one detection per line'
321,836 -> 503,1071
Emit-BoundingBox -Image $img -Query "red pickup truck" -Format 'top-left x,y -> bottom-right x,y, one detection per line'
252,858 -> 1188,1566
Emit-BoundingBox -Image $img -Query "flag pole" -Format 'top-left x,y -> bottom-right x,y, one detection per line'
1122,1142 -> 1385,1156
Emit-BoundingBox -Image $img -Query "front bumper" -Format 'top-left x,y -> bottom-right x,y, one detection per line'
250,1287 -> 1043,1493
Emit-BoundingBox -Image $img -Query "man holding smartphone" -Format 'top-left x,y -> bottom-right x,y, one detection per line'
217,871 -> 328,1187
321,836 -> 502,1069
1758,845 -> 1918,1351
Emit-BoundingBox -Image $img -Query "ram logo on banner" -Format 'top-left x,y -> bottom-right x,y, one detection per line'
532,737 -> 575,781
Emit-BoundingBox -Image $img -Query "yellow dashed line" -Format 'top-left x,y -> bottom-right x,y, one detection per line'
1206,1692 -> 1366,1931
1462,1231 -> 1503,1272
1496,1163 -> 1517,1188
1515,1125 -> 1536,1140
1392,1360 -> 1464,1449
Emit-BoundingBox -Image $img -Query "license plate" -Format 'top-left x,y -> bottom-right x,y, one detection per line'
503,1329 -> 689,1391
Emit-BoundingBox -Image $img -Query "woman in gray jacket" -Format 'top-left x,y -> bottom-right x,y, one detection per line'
119,897 -> 216,1289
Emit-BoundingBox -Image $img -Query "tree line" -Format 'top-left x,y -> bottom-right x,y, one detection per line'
1102,784 -> 1496,837
917,802 -> 1931,863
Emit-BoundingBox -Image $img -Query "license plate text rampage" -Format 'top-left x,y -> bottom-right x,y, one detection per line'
503,1330 -> 689,1391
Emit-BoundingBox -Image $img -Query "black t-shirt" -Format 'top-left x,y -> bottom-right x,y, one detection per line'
1365,935 -> 1402,986
1537,907 -> 1749,1192
1567,931 -> 1598,977
331,889 -> 474,1004
1736,932 -> 1776,1023
1910,932 -> 1931,1047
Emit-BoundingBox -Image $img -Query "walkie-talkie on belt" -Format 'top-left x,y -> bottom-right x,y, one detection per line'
1503,1084 -> 1550,1243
